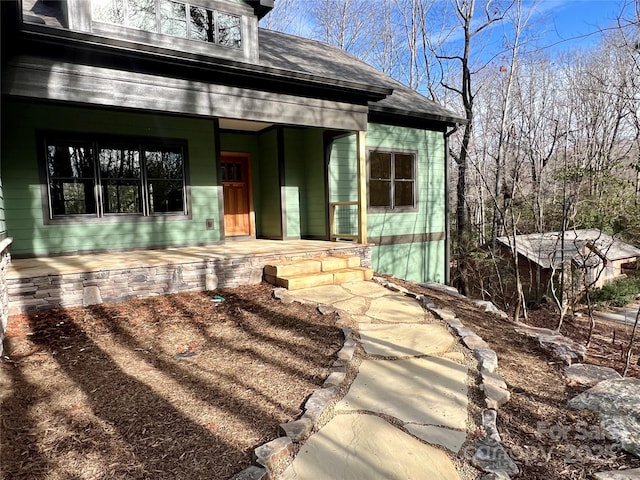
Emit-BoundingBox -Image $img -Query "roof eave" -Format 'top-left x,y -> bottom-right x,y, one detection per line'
13,24 -> 393,102
369,104 -> 467,128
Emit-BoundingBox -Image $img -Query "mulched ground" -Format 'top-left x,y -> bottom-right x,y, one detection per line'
3,277 -> 639,480
387,277 -> 640,480
0,283 -> 343,480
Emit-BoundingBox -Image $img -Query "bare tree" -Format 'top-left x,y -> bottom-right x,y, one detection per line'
435,0 -> 514,293
310,0 -> 377,60
259,0 -> 302,33
623,306 -> 639,376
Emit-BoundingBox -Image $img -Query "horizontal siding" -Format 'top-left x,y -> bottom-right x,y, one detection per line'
302,129 -> 327,238
329,135 -> 358,203
328,124 -> 446,283
366,123 -> 445,238
284,129 -> 304,239
372,240 -> 445,284
2,100 -> 221,256
257,129 -> 281,238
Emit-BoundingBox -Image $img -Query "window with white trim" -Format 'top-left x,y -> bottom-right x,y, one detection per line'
44,134 -> 187,220
368,149 -> 417,210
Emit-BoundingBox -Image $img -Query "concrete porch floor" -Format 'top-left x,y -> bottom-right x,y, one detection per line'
8,240 -> 365,279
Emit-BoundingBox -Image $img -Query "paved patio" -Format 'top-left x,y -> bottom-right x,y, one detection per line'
278,281 -> 467,480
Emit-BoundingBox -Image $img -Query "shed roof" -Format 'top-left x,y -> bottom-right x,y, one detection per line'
495,229 -> 640,269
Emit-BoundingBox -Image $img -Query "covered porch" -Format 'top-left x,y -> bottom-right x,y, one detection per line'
7,240 -> 372,315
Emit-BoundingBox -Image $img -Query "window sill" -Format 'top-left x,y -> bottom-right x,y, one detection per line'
44,213 -> 191,225
367,207 -> 419,214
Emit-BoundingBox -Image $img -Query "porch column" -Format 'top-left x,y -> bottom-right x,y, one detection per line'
356,130 -> 368,244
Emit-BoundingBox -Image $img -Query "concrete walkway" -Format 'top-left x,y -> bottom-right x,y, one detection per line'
278,281 -> 467,480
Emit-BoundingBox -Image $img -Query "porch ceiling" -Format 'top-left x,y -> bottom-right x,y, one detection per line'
219,118 -> 273,132
8,240 -> 363,280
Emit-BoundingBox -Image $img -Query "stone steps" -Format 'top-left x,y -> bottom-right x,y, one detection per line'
263,256 -> 373,290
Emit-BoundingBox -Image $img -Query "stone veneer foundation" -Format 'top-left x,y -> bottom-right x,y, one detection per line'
7,245 -> 372,316
0,237 -> 13,356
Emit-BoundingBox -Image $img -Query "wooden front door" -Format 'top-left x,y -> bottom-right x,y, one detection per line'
222,154 -> 254,237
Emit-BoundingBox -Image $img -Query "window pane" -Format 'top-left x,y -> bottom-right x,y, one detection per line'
395,181 -> 414,207
103,181 -> 142,213
47,142 -> 96,216
160,0 -> 186,37
149,180 -> 184,213
190,5 -> 214,42
93,0 -> 125,24
370,152 -> 391,179
50,180 -> 97,215
395,154 -> 414,180
47,143 -> 94,178
126,0 -> 156,31
223,162 -> 242,182
99,147 -> 140,179
145,147 -> 184,179
145,147 -> 185,213
370,180 -> 391,207
217,13 -> 241,48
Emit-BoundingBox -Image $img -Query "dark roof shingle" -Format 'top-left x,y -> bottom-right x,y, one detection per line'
258,29 -> 465,125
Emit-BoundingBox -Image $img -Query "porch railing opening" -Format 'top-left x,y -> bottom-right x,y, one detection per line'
330,201 -> 358,241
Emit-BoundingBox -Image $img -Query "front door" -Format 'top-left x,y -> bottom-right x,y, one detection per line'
221,154 -> 254,237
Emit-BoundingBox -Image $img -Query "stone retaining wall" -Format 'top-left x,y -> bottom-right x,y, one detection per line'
8,245 -> 372,317
0,238 -> 13,356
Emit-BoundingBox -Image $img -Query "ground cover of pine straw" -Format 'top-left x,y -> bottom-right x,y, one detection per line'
0,283 -> 344,480
385,277 -> 640,480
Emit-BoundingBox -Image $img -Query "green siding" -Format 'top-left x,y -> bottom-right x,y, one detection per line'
329,135 -> 358,203
282,128 -> 327,239
283,129 -> 303,239
375,240 -> 445,283
256,129 -> 281,238
301,129 -> 327,238
2,100 -> 221,256
366,123 -> 445,237
328,123 -> 447,283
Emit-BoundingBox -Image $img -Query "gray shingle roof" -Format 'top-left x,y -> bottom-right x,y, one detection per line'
496,229 -> 640,269
258,28 -> 465,125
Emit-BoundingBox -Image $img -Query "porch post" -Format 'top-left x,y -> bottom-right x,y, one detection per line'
356,130 -> 368,244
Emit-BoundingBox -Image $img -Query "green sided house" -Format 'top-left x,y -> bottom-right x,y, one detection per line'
0,0 -> 463,325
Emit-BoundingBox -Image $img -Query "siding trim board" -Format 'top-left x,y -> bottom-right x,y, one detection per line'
369,232 -> 445,246
277,126 -> 286,240
5,56 -> 370,131
214,118 -> 225,240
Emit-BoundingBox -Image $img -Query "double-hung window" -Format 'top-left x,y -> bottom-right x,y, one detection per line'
43,134 -> 187,221
368,149 -> 418,211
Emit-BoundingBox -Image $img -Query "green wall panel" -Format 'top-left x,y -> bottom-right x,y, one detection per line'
328,123 -> 447,283
284,129 -> 303,239
257,129 -> 281,238
373,240 -> 445,284
2,100 -> 220,256
301,129 -> 327,238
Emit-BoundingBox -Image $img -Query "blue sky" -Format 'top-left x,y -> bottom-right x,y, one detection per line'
526,0 -> 633,51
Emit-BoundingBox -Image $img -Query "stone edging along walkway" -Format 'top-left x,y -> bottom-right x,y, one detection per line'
232,279 -> 519,480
